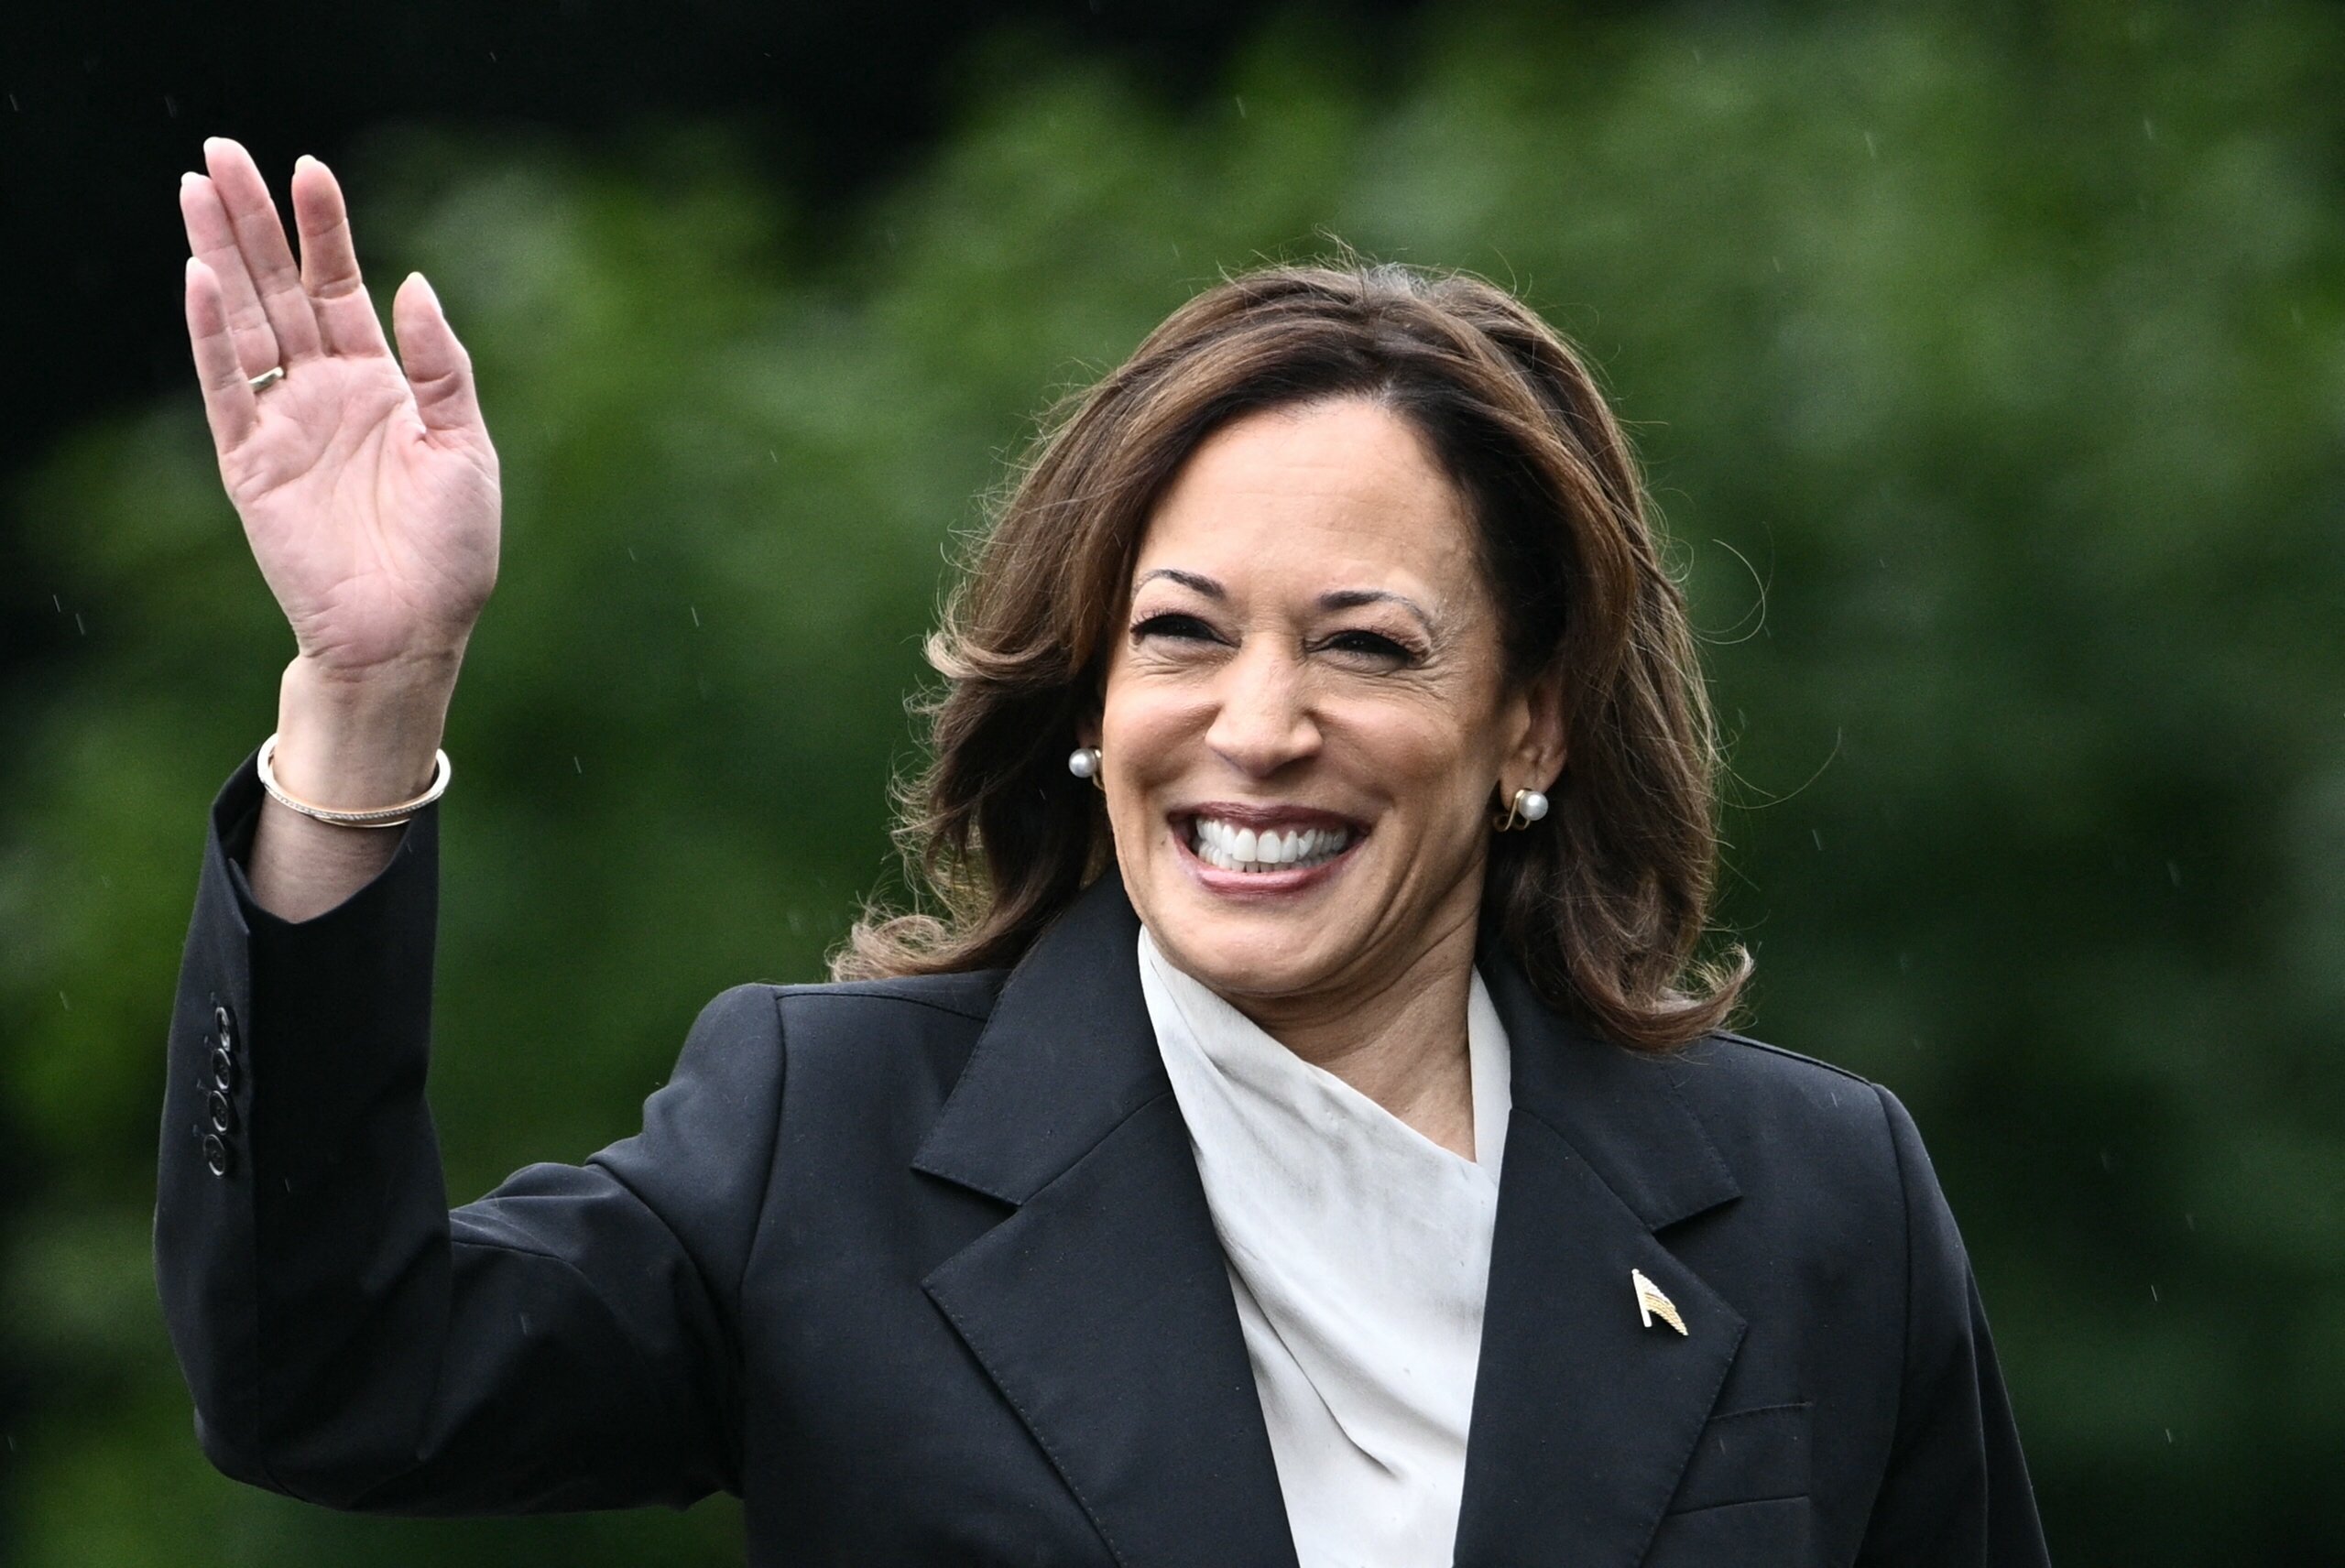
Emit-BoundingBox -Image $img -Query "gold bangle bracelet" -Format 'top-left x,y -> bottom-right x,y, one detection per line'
256,732 -> 452,828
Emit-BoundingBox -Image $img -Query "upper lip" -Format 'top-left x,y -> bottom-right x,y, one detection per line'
1174,800 -> 1368,834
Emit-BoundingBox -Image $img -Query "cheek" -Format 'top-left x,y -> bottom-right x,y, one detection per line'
1098,678 -> 1210,788
1340,697 -> 1500,800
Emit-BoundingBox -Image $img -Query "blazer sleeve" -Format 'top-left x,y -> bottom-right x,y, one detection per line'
1856,1084 -> 2052,1566
154,754 -> 783,1514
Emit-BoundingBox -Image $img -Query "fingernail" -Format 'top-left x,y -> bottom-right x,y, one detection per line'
180,170 -> 204,189
296,153 -> 325,173
409,272 -> 440,305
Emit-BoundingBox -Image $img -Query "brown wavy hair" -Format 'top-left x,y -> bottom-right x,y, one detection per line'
836,259 -> 1750,1051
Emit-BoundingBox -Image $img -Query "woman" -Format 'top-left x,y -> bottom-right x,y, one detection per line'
157,137 -> 2050,1567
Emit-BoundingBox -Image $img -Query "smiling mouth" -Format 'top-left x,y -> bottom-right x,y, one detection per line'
1183,813 -> 1361,875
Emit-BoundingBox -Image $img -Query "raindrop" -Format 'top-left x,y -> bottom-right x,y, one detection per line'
2166,860 -> 2181,887
1863,131 -> 1877,160
1236,95 -> 1248,119
573,757 -> 583,774
2150,1283 -> 2160,1302
74,612 -> 86,636
690,605 -> 702,627
59,991 -> 70,1012
1810,828 -> 1823,851
2164,1429 -> 2174,1444
2142,116 -> 2155,142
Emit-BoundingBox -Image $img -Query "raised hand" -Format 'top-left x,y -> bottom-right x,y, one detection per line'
180,137 -> 499,682
182,138 -> 502,914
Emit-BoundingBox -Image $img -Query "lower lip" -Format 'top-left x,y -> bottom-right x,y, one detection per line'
1172,824 -> 1363,898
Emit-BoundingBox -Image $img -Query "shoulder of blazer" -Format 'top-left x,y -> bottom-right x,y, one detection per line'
1663,1026 -> 1883,1101
1653,1028 -> 1907,1197
1704,1028 -> 1875,1082
767,971 -> 1007,1027
754,972 -> 1009,1084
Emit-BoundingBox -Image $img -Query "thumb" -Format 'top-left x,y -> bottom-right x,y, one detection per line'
392,272 -> 485,439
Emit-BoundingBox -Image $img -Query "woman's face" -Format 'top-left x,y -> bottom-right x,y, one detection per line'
1091,397 -> 1564,1018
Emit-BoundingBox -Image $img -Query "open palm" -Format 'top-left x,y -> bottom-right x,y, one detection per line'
180,138 -> 499,679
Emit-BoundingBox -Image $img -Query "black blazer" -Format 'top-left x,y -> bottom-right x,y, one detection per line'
158,757 -> 2050,1567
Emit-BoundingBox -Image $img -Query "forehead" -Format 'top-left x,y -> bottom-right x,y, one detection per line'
1134,398 -> 1484,598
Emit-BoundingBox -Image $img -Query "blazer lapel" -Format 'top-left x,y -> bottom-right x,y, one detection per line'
1454,954 -> 1748,1568
913,872 -> 1298,1568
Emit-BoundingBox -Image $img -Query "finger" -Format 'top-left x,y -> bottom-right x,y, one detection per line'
289,155 -> 391,360
391,272 -> 485,440
185,257 -> 259,452
202,136 -> 322,365
179,171 -> 279,377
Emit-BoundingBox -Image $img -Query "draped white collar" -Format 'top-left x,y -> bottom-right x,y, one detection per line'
1137,927 -> 1511,1568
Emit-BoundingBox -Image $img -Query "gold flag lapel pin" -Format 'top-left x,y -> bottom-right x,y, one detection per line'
1632,1268 -> 1688,1335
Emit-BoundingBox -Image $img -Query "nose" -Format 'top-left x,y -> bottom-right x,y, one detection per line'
1204,640 -> 1321,779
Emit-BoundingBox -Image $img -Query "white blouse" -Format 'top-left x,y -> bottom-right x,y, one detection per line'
1137,929 -> 1511,1568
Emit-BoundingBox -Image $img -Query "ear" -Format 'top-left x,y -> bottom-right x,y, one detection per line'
1502,664 -> 1569,794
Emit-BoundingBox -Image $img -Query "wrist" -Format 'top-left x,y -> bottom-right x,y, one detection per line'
271,654 -> 461,808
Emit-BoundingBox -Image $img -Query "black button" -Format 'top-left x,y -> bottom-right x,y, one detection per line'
208,1048 -> 236,1094
213,1002 -> 236,1053
202,1133 -> 234,1178
205,1091 -> 235,1136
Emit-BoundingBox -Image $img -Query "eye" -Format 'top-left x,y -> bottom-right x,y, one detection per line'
1319,629 -> 1417,663
1131,612 -> 1220,644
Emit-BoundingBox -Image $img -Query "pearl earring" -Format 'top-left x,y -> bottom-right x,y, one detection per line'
1067,746 -> 1102,781
1495,786 -> 1550,832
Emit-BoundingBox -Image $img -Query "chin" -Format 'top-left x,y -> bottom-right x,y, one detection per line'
1145,905 -> 1354,1001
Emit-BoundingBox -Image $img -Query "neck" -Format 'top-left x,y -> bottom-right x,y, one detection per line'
1231,906 -> 1483,1159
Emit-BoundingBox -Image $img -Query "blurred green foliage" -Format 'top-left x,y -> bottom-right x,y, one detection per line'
6,1 -> 2342,1561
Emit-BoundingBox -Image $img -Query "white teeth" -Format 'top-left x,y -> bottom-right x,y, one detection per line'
1187,816 -> 1356,874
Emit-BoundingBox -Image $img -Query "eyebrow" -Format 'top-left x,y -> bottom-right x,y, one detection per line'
1133,569 -> 1438,634
1136,567 -> 1225,599
1318,588 -> 1436,633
